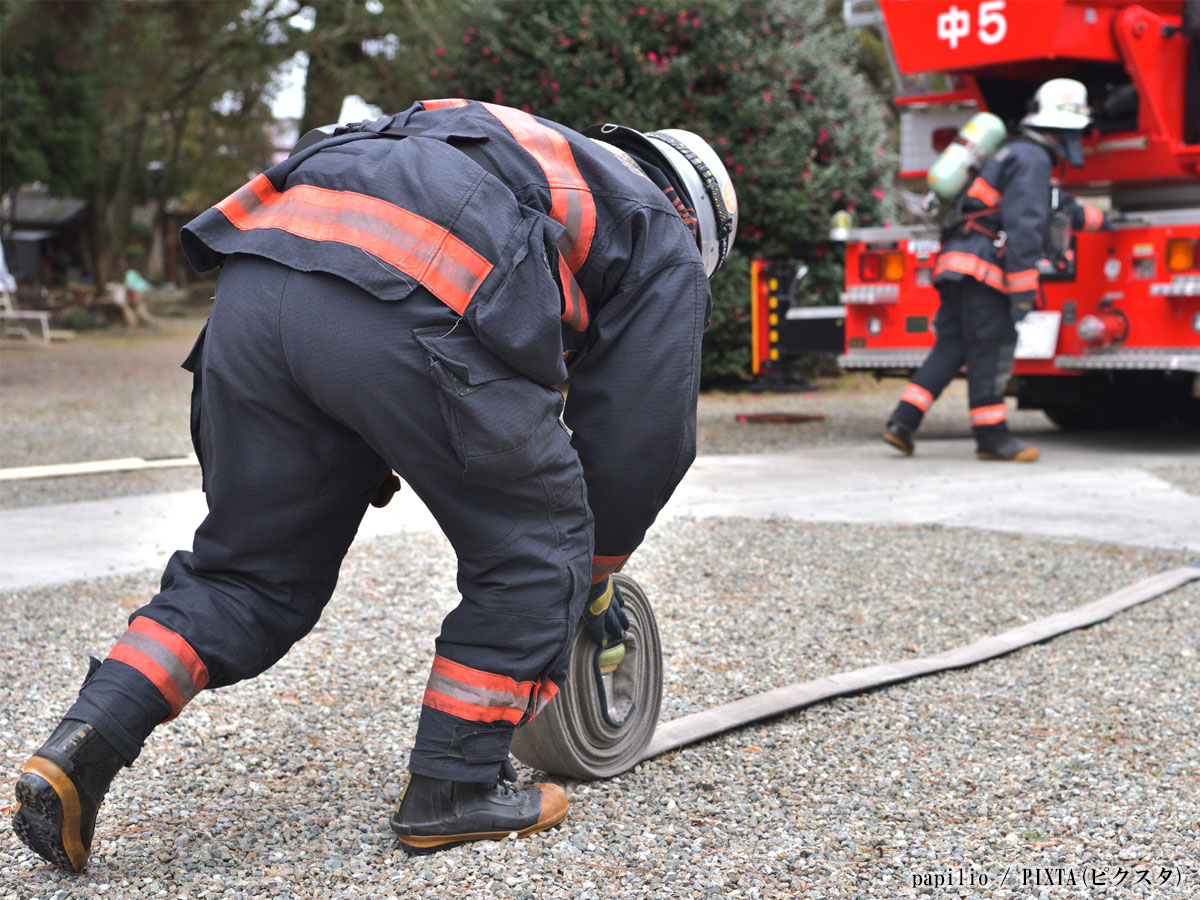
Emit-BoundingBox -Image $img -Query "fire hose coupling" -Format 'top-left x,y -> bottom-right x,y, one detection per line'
1077,307 -> 1130,346
593,641 -> 634,729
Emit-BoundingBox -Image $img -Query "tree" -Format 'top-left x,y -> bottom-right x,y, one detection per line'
432,0 -> 894,384
1,0 -> 299,287
297,0 -> 469,134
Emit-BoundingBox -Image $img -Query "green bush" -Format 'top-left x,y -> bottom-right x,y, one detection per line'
54,307 -> 105,331
431,0 -> 893,385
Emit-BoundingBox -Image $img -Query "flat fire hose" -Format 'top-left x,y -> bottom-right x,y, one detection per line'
512,564 -> 1199,780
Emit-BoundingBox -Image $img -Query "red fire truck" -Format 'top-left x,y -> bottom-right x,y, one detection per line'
751,0 -> 1200,426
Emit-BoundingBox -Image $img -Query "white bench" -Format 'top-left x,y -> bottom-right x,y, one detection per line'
1,291 -> 51,345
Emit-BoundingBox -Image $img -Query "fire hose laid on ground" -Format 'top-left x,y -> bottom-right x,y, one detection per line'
511,565 -> 1200,780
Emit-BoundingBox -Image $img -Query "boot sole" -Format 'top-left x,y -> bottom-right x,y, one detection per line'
13,758 -> 89,873
394,804 -> 569,854
882,431 -> 913,456
977,448 -> 1040,462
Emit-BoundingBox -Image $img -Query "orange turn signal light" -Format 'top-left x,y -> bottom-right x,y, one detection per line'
1165,238 -> 1197,272
882,251 -> 906,282
859,251 -> 906,283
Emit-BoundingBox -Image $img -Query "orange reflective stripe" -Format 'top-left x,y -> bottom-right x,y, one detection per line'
591,553 -> 630,584
530,680 -> 559,719
128,617 -> 209,693
900,382 -> 934,412
1006,268 -> 1039,293
216,174 -> 493,315
966,176 -> 1001,207
558,256 -> 586,331
1082,204 -> 1104,232
423,689 -> 526,724
480,102 -> 595,331
934,251 -> 1007,294
420,98 -> 469,110
422,654 -> 535,724
970,404 -> 1008,425
106,617 -> 209,720
107,643 -> 187,717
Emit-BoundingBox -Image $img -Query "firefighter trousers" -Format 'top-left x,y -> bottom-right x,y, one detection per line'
67,253 -> 593,782
891,278 -> 1017,440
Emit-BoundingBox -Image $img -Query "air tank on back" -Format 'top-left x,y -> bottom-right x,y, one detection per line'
926,111 -> 1007,201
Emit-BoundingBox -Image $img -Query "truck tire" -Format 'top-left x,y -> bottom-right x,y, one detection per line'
1041,401 -> 1106,430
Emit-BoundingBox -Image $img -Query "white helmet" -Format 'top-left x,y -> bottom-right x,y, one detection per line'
1021,78 -> 1092,130
584,123 -> 738,277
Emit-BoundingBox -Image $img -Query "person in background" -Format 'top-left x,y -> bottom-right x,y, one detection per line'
883,78 -> 1109,462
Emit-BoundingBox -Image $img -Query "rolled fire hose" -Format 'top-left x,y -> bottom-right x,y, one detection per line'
510,573 -> 662,779
512,564 -> 1200,780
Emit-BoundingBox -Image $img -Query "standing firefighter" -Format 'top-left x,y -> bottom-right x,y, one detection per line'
883,78 -> 1108,461
13,99 -> 736,869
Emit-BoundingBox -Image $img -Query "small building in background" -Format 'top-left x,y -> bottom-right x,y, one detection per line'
1,185 -> 91,305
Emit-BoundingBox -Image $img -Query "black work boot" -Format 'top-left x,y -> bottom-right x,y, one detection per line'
390,767 -> 569,854
976,434 -> 1040,462
882,418 -> 915,456
13,719 -> 126,873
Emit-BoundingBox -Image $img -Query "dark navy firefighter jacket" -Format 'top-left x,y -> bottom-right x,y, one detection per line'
181,98 -> 711,586
933,133 -> 1107,315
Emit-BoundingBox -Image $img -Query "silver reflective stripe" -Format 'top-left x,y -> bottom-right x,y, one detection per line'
115,630 -> 199,702
425,670 -> 526,712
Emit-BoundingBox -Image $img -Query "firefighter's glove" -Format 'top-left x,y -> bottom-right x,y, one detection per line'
583,577 -> 629,648
370,472 -> 402,508
1010,291 -> 1036,323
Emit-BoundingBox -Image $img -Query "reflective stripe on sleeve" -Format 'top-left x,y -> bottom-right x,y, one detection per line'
480,102 -> 595,331
1005,268 -> 1040,294
106,617 -> 209,720
970,403 -> 1008,426
591,553 -> 630,584
900,382 -> 934,412
966,176 -> 1001,207
420,98 -> 469,110
1082,204 -> 1104,232
215,174 -> 493,315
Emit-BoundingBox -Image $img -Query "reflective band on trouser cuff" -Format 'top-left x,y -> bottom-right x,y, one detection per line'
106,617 -> 209,720
1006,268 -> 1039,294
966,176 -> 1001,207
900,382 -> 934,413
423,654 -> 558,724
591,553 -> 630,585
215,174 -> 494,316
934,251 -> 1007,294
970,403 -> 1008,426
480,102 -> 595,332
1083,204 -> 1104,232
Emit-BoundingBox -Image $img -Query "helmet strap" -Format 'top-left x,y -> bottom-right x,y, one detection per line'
647,130 -> 735,267
619,145 -> 701,240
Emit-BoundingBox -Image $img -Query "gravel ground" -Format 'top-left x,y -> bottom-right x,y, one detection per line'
2,325 -> 1198,898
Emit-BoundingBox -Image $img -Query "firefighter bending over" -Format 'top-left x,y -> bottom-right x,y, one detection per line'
883,78 -> 1109,461
13,99 -> 737,870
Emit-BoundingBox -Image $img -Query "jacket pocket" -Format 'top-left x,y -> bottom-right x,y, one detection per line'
180,321 -> 209,489
414,324 -> 564,485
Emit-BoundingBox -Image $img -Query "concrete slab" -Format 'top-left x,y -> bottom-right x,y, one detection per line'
2,437 -> 1196,592
664,441 -> 1200,555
